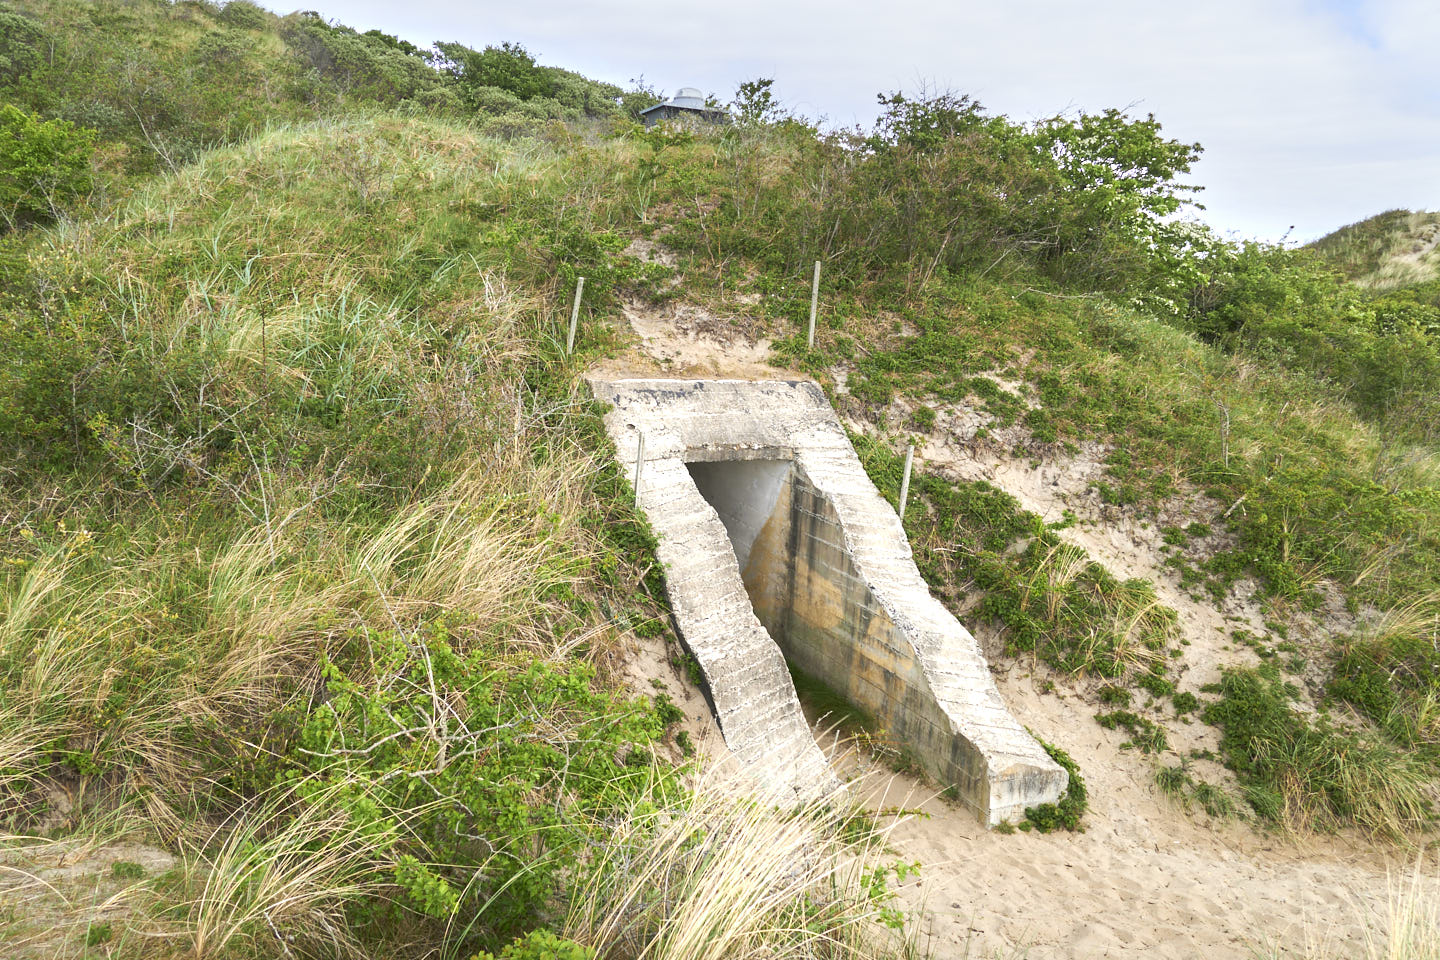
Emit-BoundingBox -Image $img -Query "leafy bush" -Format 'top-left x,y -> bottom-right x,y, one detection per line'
280,14 -> 440,101
294,623 -> 680,938
0,104 -> 95,227
217,0 -> 267,29
474,930 -> 594,960
1331,628 -> 1440,753
0,3 -> 47,82
434,41 -> 554,103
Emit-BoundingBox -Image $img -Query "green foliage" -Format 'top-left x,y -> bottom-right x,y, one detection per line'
0,3 -> 47,82
473,930 -> 595,960
435,41 -> 553,102
1172,690 -> 1201,715
1022,737 -> 1087,832
217,0 -> 267,29
866,90 -> 995,152
1331,631 -> 1440,754
618,76 -> 662,120
0,103 -> 95,227
1097,685 -> 1132,706
428,41 -> 623,123
295,623 -> 679,939
1029,108 -> 1203,288
1180,238 -> 1440,449
1095,710 -> 1168,753
732,77 -> 780,126
653,693 -> 684,726
1203,666 -> 1433,836
279,13 -> 439,102
1136,671 -> 1175,698
1155,764 -> 1237,819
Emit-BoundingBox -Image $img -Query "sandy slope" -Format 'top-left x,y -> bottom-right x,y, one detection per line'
845,692 -> 1406,960
611,286 -> 1436,959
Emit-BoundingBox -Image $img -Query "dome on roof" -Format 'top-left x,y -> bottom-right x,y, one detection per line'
670,86 -> 706,108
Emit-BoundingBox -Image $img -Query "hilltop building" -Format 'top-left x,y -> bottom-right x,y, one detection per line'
639,87 -> 730,128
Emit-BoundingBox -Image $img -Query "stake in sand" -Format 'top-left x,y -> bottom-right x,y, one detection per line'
566,276 -> 586,354
899,443 -> 914,520
807,261 -> 820,349
632,429 -> 645,504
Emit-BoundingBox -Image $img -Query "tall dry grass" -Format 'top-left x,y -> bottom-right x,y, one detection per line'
0,449 -> 609,821
564,773 -> 922,960
161,783 -> 399,960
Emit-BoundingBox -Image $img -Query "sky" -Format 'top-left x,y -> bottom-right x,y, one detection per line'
301,0 -> 1438,243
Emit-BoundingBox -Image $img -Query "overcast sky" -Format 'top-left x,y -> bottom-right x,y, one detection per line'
305,0 -> 1438,242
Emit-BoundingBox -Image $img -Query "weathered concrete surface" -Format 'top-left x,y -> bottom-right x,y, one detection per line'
590,377 -> 1066,824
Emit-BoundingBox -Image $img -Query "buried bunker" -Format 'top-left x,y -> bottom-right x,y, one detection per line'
591,377 -> 1065,826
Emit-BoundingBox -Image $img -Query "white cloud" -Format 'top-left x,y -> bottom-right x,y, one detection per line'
303,0 -> 1440,241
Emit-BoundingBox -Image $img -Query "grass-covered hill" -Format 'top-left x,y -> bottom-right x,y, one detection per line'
2,1 -> 1439,957
0,113 -> 928,959
1309,209 -> 1440,289
0,0 -> 655,222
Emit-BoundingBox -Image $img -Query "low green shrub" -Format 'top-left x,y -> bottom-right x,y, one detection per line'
1022,738 -> 1088,833
1095,710 -> 1169,753
473,930 -> 594,960
1203,666 -> 1434,836
294,622 -> 681,941
1331,631 -> 1440,754
0,104 -> 95,228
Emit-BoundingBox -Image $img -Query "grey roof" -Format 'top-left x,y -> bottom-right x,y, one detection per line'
639,86 -> 720,117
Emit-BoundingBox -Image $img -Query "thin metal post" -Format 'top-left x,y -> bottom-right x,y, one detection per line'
807,260 -> 820,349
632,431 -> 645,505
899,443 -> 914,520
566,276 -> 586,354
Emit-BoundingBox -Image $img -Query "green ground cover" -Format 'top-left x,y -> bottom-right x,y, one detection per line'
1,1 -> 1439,953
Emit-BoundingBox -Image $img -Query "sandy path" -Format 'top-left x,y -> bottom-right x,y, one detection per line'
834,684 -> 1411,960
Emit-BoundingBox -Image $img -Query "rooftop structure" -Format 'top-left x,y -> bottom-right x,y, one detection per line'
639,86 -> 731,128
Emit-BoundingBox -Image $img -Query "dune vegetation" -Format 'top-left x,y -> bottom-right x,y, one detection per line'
1,0 -> 1438,956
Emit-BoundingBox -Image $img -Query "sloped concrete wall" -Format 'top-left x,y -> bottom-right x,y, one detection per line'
621,455 -> 837,802
590,377 -> 1066,824
781,466 -> 1022,812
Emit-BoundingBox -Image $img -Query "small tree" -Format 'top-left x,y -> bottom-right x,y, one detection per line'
732,77 -> 781,125
432,40 -> 555,104
0,105 -> 96,229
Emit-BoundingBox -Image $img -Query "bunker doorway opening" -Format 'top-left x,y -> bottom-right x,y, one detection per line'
684,457 -> 867,735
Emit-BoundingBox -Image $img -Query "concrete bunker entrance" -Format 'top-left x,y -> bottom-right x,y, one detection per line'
593,377 -> 1066,824
685,455 -> 929,766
